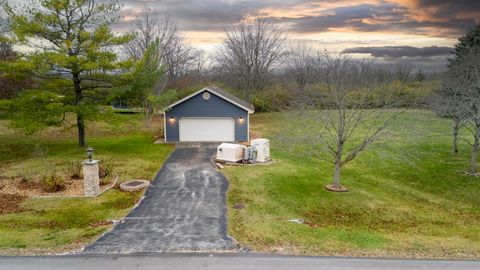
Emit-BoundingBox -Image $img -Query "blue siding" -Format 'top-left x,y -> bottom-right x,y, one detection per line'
165,91 -> 249,142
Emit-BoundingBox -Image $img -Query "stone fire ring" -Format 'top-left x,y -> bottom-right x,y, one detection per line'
120,179 -> 150,192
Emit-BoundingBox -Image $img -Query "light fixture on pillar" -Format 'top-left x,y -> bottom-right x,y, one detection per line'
86,147 -> 94,162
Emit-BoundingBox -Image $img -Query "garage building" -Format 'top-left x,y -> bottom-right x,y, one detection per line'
163,86 -> 254,142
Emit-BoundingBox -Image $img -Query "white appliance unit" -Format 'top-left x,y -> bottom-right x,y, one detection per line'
216,143 -> 246,163
251,138 -> 270,162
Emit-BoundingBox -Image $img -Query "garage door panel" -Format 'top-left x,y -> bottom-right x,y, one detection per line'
179,118 -> 235,142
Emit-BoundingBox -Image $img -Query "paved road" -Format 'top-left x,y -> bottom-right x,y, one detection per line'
84,143 -> 237,253
1,254 -> 479,270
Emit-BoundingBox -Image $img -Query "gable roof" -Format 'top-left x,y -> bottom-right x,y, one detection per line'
163,86 -> 255,113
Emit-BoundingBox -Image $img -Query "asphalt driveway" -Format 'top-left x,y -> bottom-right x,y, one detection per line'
84,143 -> 238,254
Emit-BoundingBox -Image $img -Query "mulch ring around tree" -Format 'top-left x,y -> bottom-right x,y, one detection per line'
0,194 -> 27,214
325,184 -> 349,192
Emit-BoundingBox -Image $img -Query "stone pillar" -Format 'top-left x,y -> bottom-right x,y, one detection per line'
83,160 -> 100,197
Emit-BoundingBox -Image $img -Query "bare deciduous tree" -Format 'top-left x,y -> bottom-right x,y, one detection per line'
395,63 -> 414,84
430,24 -> 480,161
446,49 -> 480,174
285,43 -> 315,89
0,0 -> 7,34
122,6 -> 177,62
432,69 -> 468,154
163,35 -> 195,86
216,17 -> 285,100
189,49 -> 209,85
123,5 -> 197,90
281,52 -> 405,191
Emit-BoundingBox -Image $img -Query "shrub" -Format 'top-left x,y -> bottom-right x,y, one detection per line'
100,176 -> 113,186
99,157 -> 114,179
41,172 -> 65,192
65,160 -> 83,179
19,166 -> 32,183
252,85 -> 292,112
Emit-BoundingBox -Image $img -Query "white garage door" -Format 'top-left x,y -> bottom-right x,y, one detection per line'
179,118 -> 235,142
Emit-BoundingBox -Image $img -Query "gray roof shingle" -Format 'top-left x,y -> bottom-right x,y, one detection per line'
205,86 -> 255,112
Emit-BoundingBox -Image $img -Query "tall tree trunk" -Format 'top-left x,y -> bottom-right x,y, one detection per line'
143,101 -> 152,128
332,138 -> 344,188
76,112 -> 85,147
73,75 -> 86,147
452,117 -> 460,154
469,125 -> 480,175
332,159 -> 342,188
298,74 -> 306,89
245,82 -> 253,102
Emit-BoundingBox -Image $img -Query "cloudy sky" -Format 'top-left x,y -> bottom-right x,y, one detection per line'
6,0 -> 480,72
114,0 -> 479,72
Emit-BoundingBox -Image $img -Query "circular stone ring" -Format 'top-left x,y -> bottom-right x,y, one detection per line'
120,179 -> 150,192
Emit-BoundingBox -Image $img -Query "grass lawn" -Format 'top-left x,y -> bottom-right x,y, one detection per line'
0,114 -> 174,255
224,110 -> 480,258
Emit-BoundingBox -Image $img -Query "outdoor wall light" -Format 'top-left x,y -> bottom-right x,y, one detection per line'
169,117 -> 175,123
86,147 -> 94,162
239,117 -> 244,123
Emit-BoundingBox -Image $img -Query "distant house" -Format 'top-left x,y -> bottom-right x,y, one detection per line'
162,86 -> 254,142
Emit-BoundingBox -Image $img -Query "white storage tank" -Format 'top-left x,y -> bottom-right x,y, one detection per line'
216,143 -> 246,163
251,138 -> 270,162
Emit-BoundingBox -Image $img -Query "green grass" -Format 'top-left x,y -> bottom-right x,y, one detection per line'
0,114 -> 173,180
0,114 -> 174,254
224,110 -> 480,258
3,110 -> 480,257
0,190 -> 141,250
